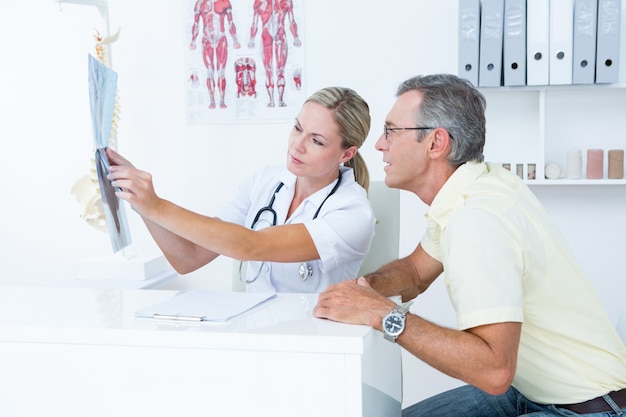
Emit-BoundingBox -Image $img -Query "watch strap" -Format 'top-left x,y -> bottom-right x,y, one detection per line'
395,300 -> 413,315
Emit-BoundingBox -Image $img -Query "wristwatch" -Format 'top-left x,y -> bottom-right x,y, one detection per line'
382,300 -> 413,343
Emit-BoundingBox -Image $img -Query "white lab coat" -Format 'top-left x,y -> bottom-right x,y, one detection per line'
217,165 -> 376,293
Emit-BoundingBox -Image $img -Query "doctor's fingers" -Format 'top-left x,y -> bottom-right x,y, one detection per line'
109,167 -> 157,191
105,147 -> 135,168
107,164 -> 151,181
112,179 -> 161,216
109,167 -> 156,196
111,176 -> 158,200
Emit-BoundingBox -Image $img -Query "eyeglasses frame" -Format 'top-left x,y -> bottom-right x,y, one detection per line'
383,125 -> 435,140
383,125 -> 454,141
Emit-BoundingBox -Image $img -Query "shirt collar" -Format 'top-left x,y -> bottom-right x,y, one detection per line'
426,161 -> 487,226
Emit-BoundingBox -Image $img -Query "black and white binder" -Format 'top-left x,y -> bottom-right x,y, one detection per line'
503,0 -> 527,86
526,0 -> 550,85
458,0 -> 482,86
595,0 -> 621,83
572,0 -> 599,84
479,0 -> 505,87
549,0 -> 574,85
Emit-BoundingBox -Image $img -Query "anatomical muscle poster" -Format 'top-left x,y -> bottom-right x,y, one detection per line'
184,0 -> 306,124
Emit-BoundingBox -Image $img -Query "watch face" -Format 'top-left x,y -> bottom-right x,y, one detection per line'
384,313 -> 404,336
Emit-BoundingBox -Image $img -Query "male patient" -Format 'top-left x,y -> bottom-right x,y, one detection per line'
314,74 -> 626,416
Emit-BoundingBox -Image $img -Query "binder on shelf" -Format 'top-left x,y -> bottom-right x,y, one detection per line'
526,0 -> 550,85
458,0 -> 481,86
572,0 -> 598,84
595,0 -> 621,84
549,0 -> 574,85
479,0 -> 505,87
503,0 -> 527,86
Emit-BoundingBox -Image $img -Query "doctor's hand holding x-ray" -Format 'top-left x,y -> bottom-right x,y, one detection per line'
106,86 -> 376,293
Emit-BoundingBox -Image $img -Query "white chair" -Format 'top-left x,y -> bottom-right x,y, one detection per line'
359,181 -> 401,276
231,181 -> 401,291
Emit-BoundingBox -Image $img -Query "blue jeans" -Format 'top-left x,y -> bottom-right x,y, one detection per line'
402,385 -> 626,417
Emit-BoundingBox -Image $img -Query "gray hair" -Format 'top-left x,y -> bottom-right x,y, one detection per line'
396,74 -> 486,167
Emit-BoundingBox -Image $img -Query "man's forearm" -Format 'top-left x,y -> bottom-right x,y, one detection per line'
365,257 -> 421,301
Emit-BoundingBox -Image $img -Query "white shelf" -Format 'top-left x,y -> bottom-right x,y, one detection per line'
479,83 -> 626,92
481,85 -> 626,185
527,179 -> 626,186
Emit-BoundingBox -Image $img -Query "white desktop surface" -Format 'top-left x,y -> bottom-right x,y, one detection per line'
0,286 -> 401,417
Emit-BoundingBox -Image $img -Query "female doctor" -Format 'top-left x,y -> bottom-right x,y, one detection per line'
106,86 -> 376,293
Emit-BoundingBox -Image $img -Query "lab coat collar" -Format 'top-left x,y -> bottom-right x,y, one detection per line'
278,166 -> 354,217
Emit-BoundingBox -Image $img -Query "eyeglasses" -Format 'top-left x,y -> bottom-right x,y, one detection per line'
383,125 -> 435,140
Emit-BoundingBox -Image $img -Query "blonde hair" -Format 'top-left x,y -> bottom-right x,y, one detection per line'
305,87 -> 371,191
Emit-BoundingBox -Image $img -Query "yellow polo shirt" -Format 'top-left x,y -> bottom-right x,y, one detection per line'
421,161 -> 626,404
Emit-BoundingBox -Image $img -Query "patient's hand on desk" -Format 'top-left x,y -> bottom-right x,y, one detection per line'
313,277 -> 396,330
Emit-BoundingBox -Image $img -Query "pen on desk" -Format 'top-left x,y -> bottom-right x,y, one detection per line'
153,314 -> 204,322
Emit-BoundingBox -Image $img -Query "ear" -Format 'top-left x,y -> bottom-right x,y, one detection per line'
340,145 -> 358,163
428,128 -> 452,159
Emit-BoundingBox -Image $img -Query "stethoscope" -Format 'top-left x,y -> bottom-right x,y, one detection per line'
239,170 -> 343,284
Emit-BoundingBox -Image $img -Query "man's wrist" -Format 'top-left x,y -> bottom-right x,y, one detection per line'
371,299 -> 400,330
382,300 -> 413,343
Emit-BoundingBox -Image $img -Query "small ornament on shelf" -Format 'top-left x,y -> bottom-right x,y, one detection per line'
586,149 -> 604,179
608,149 -> 624,179
567,149 -> 582,179
545,163 -> 563,179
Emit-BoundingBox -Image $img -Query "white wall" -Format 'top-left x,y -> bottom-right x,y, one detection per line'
1,0 -> 625,408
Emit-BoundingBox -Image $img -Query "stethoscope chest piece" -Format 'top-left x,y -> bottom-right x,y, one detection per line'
298,261 -> 313,281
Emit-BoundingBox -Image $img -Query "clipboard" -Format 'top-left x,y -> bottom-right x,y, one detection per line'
135,290 -> 277,322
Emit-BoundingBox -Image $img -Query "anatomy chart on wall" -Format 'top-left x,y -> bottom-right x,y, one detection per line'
185,0 -> 306,124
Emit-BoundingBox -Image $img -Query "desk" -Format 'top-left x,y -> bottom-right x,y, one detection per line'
0,287 -> 401,416
53,269 -> 178,289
